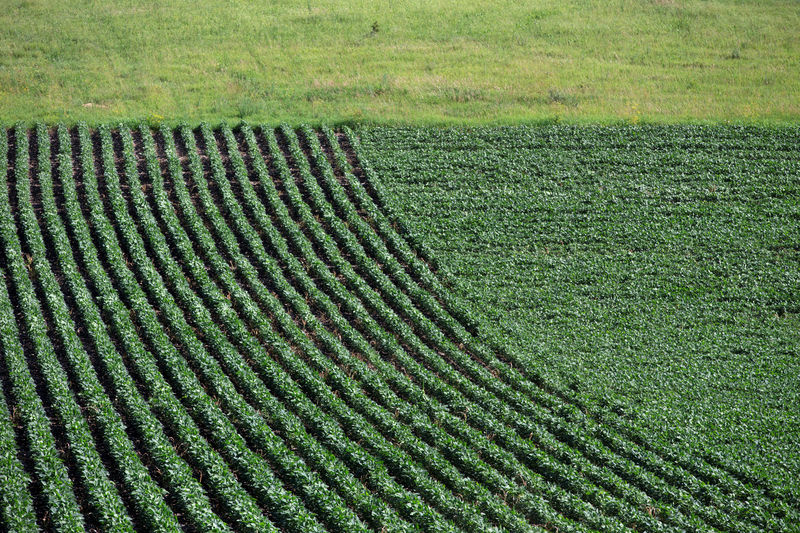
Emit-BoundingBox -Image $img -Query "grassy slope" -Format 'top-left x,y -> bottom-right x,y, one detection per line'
356,124 -> 800,495
1,0 -> 799,125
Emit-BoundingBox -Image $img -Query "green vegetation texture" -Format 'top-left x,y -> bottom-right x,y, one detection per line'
1,0 -> 799,125
2,122 -> 797,530
356,124 -> 800,496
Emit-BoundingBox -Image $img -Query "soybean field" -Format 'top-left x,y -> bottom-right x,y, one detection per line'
0,123 -> 797,532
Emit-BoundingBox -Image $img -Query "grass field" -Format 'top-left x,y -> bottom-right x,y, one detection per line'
356,124 -> 800,503
1,0 -> 799,124
0,122 -> 797,531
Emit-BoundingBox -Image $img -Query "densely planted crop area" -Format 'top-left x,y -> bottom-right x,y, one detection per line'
357,124 -> 800,515
0,123 -> 796,531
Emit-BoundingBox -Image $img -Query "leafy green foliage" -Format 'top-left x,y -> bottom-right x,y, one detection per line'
357,124 -> 800,507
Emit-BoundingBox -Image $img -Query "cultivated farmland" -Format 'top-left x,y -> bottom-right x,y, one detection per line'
0,123 -> 796,532
357,125 -> 800,500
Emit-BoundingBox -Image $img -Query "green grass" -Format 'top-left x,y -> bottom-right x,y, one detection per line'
356,124 -> 800,497
1,0 -> 799,125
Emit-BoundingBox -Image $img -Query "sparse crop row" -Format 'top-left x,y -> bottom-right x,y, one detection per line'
193,122 -> 477,532
64,122 -> 236,532
224,123 -> 557,532
44,123 -> 206,531
0,376 -> 36,531
0,131 -> 38,532
1,125 -> 101,532
162,124 -> 419,533
178,121 -> 462,533
20,123 -> 160,532
130,123 -> 373,533
99,122 -> 318,533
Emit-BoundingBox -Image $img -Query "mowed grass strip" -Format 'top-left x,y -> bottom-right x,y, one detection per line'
1,1 -> 799,124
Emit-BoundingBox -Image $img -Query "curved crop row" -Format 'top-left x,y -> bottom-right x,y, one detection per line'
130,123 -> 370,533
190,122 -> 479,532
166,123 -> 423,533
